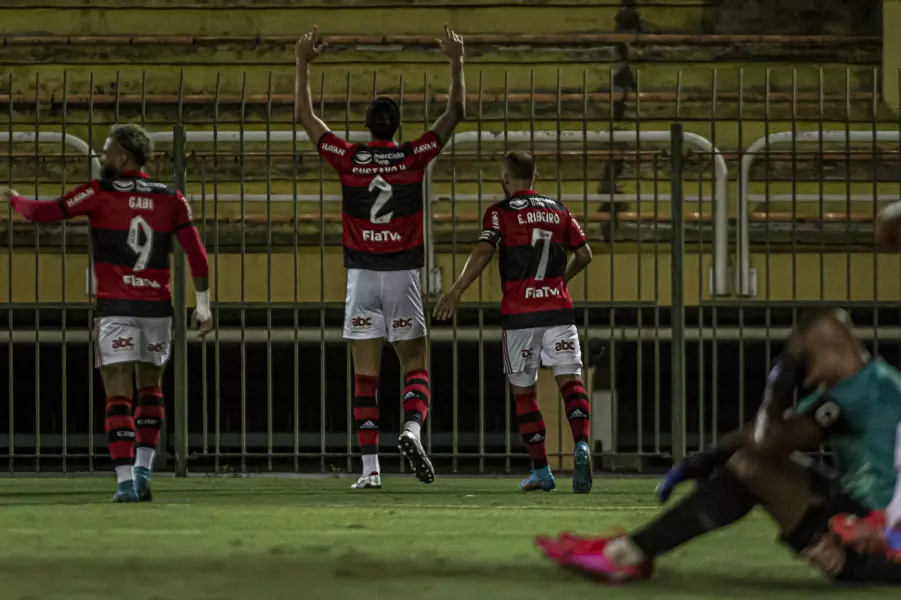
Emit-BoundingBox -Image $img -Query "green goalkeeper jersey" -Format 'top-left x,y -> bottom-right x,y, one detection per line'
797,358 -> 901,510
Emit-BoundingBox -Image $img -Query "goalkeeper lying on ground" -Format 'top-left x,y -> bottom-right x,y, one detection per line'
538,308 -> 901,583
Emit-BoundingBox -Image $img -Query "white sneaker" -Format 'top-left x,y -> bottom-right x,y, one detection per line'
351,472 -> 382,489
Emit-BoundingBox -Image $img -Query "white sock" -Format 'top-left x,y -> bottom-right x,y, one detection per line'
362,454 -> 380,475
135,447 -> 156,471
403,421 -> 422,440
604,537 -> 646,566
115,465 -> 134,484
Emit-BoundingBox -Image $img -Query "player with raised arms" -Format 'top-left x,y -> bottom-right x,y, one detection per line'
294,26 -> 465,489
4,124 -> 213,502
434,151 -> 594,493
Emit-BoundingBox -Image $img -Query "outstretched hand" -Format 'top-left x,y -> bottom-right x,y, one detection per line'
0,186 -> 17,206
296,26 -> 328,63
436,24 -> 464,61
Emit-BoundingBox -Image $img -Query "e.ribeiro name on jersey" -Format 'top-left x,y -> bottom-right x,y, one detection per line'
479,191 -> 588,330
318,131 -> 442,271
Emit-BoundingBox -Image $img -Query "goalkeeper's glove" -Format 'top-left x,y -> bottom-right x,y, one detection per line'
655,449 -> 723,503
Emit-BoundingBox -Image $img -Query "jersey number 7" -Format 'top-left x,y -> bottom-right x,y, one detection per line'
531,228 -> 553,281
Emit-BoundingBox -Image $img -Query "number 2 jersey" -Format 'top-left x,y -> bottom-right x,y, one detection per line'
317,130 -> 442,271
479,190 -> 588,330
10,171 -> 209,318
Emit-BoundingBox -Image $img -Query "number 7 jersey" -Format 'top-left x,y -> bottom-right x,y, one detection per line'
479,191 -> 588,330
317,131 -> 442,271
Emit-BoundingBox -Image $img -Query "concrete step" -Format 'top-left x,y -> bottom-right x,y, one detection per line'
0,34 -> 878,66
0,4 -> 704,36
0,62 -> 880,98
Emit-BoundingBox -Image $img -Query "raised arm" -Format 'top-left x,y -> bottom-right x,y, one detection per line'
294,27 -> 330,144
429,25 -> 465,145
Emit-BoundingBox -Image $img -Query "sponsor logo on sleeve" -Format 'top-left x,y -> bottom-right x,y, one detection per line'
491,210 -> 500,231
66,187 -> 95,208
321,143 -> 347,156
413,140 -> 438,155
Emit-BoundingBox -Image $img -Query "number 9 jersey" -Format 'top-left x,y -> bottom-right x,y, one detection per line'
479,191 -> 587,330
317,130 -> 442,271
58,172 -> 197,318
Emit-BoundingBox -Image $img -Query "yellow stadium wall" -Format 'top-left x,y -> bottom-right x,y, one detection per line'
4,250 -> 901,305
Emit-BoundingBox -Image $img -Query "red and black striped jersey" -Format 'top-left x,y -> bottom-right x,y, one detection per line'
318,131 -> 442,271
479,190 -> 587,330
57,172 -> 194,317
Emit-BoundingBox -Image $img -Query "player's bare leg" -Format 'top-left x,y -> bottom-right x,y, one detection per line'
511,381 -> 555,492
350,338 -> 383,489
100,363 -> 139,502
134,362 -> 165,501
394,337 -> 435,484
555,373 -> 592,494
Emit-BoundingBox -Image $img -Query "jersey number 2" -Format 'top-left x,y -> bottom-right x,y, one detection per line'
531,228 -> 553,281
127,215 -> 153,272
368,175 -> 394,224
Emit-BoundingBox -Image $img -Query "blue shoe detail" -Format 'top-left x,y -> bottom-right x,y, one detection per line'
573,441 -> 593,494
135,466 -> 153,502
521,466 -> 556,492
110,480 -> 139,503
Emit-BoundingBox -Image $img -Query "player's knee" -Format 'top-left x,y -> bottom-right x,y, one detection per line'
100,363 -> 134,397
727,447 -> 766,484
135,362 -> 164,389
394,337 -> 427,372
508,371 -> 538,388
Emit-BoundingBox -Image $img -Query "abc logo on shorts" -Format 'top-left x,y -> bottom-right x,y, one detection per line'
555,340 -> 575,353
146,342 -> 166,353
392,317 -> 413,329
352,316 -> 373,328
111,337 -> 135,350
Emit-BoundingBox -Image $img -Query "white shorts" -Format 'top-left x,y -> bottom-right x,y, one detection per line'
343,268 -> 426,343
502,324 -> 582,387
93,316 -> 172,369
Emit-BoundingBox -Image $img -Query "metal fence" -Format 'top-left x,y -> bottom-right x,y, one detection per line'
3,68 -> 901,475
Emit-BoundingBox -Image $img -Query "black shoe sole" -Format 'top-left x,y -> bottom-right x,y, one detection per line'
138,487 -> 153,502
398,435 -> 435,484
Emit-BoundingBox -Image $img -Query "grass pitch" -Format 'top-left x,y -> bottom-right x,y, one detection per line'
0,476 -> 896,600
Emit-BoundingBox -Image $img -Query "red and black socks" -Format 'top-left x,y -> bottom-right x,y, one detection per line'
561,379 -> 591,444
514,391 -> 548,469
353,374 -> 380,475
135,386 -> 165,471
402,369 -> 430,440
105,395 -> 135,482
